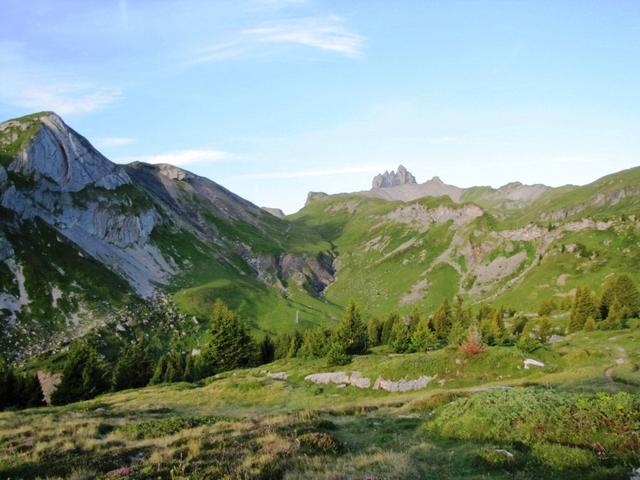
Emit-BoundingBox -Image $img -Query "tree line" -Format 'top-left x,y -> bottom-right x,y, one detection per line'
3,274 -> 638,409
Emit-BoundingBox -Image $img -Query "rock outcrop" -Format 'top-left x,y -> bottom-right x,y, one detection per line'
372,165 -> 417,189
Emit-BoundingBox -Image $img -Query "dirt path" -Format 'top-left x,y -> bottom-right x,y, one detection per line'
604,347 -> 627,383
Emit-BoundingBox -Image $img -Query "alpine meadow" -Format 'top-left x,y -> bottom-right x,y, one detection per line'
2,2 -> 640,479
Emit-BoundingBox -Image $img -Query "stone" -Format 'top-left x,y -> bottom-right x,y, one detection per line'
523,358 -> 545,369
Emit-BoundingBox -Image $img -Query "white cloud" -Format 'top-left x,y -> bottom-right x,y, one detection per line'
231,164 -> 386,180
123,149 -> 229,166
193,16 -> 364,63
94,137 -> 135,148
0,41 -> 121,116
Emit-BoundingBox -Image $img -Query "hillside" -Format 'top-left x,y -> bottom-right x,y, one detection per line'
292,165 -> 640,317
2,323 -> 639,479
2,112 -> 640,362
0,112 -> 340,360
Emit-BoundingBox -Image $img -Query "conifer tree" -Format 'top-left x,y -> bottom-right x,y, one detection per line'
600,274 -> 640,320
183,353 -> 196,382
432,300 -> 452,341
334,302 -> 368,355
568,287 -> 598,332
391,317 -> 415,353
517,323 -> 540,353
367,318 -> 382,347
381,313 -> 399,345
164,352 -> 184,383
583,316 -> 597,332
150,356 -> 168,385
537,316 -> 553,343
299,329 -> 331,359
410,316 -> 438,352
259,335 -> 275,364
199,299 -> 254,377
52,341 -> 109,405
112,339 -> 153,391
287,330 -> 304,358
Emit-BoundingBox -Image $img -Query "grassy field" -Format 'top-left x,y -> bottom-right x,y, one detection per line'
2,326 -> 639,479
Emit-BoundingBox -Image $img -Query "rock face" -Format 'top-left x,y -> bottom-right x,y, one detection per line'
0,112 -> 335,359
372,165 -> 417,189
262,207 -> 285,218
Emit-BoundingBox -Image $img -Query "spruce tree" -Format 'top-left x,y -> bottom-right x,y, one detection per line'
390,317 -> 414,353
600,274 -> 640,320
0,361 -> 16,410
112,339 -> 153,391
410,317 -> 438,352
287,330 -> 304,358
517,323 -> 541,353
52,341 -> 109,405
583,316 -> 597,331
432,300 -> 452,340
381,313 -> 399,345
568,287 -> 598,332
183,354 -> 196,382
199,299 -> 254,377
299,329 -> 331,359
334,302 -> 368,355
150,356 -> 168,385
537,316 -> 552,343
367,318 -> 382,347
259,335 -> 275,364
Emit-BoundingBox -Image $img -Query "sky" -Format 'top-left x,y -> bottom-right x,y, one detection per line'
1,0 -> 639,213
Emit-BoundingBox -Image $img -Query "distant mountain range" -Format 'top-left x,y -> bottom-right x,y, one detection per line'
1,111 -> 639,359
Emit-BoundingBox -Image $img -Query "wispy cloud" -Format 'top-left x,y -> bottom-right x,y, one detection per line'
230,164 -> 385,180
193,16 -> 364,63
94,137 -> 135,148
0,41 -> 121,116
119,149 -> 229,166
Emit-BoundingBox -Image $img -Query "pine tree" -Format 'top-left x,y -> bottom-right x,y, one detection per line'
150,356 -> 168,385
112,339 -> 153,391
432,300 -> 452,341
410,317 -> 438,352
367,318 -> 382,347
390,317 -> 415,353
164,352 -> 185,383
517,323 -> 540,353
287,331 -> 304,358
583,316 -> 597,332
381,313 -> 399,345
0,360 -> 16,410
537,316 -> 552,343
299,329 -> 331,359
326,342 -> 351,366
199,299 -> 254,377
14,373 -> 44,408
568,287 -> 598,332
183,354 -> 196,382
600,274 -> 640,320
274,333 -> 292,360
334,302 -> 368,355
259,335 -> 275,364
52,341 -> 109,405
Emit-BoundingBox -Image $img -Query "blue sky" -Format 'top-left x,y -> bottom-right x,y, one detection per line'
1,1 -> 639,213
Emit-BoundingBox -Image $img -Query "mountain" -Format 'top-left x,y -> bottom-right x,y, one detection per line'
2,112 -> 640,361
291,164 -> 640,319
0,112 -> 340,359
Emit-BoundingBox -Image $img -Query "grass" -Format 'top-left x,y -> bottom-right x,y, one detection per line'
2,327 -> 640,478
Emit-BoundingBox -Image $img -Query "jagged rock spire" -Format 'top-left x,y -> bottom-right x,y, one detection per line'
371,164 -> 417,189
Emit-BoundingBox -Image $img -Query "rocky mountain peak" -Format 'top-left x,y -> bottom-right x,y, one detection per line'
372,164 -> 417,189
1,111 -> 130,192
